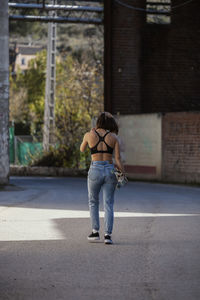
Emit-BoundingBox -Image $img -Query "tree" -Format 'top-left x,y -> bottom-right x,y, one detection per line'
9,50 -> 46,136
10,50 -> 104,168
32,55 -> 104,168
54,55 -> 103,168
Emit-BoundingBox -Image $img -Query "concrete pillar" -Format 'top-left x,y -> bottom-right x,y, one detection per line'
104,0 -> 146,115
0,0 -> 9,185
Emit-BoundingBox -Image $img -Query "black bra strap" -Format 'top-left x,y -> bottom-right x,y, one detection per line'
95,130 -> 109,141
103,131 -> 110,139
90,130 -> 113,155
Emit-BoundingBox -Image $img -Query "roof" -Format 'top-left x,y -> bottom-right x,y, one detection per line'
17,46 -> 44,55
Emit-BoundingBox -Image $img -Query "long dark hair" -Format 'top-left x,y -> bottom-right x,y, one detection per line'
96,112 -> 119,134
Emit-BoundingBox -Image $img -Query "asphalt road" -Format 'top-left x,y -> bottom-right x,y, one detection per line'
0,176 -> 200,300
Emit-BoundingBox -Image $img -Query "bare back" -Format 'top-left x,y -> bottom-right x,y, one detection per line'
88,129 -> 117,161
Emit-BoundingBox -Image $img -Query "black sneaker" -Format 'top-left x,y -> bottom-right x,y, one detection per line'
87,232 -> 100,242
104,234 -> 113,245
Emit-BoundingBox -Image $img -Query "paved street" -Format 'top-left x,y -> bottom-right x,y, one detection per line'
0,176 -> 200,300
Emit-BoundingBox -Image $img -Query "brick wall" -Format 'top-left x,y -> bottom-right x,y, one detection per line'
105,0 -> 200,115
104,0 -> 146,115
162,112 -> 200,183
141,0 -> 200,113
115,112 -> 200,183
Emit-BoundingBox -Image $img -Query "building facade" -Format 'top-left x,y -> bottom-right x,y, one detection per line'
104,0 -> 200,115
10,44 -> 44,73
104,0 -> 200,183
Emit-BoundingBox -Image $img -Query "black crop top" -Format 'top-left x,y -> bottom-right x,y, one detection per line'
90,130 -> 114,155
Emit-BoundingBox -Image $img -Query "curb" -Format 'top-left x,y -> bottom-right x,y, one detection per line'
10,165 -> 87,177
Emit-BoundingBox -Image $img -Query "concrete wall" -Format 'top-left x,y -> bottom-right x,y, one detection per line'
0,0 -> 9,185
118,112 -> 200,184
117,114 -> 162,180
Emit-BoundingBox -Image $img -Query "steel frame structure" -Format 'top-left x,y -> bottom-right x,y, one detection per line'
43,0 -> 57,151
9,3 -> 103,13
8,1 -> 103,25
9,0 -> 104,150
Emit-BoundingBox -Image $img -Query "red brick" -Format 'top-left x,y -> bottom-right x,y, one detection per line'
162,112 -> 200,183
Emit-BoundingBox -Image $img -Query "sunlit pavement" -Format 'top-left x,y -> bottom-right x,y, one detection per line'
0,177 -> 200,300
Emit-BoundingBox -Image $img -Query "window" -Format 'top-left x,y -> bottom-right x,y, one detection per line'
146,0 -> 171,24
21,57 -> 26,65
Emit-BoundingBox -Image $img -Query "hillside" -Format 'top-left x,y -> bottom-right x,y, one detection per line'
9,1 -> 104,61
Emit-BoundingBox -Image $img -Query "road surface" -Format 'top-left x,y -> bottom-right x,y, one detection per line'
0,176 -> 200,300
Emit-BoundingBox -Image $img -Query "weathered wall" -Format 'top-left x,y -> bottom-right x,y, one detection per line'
141,0 -> 200,113
162,112 -> 200,183
15,53 -> 36,72
118,112 -> 200,183
105,0 -> 200,115
0,0 -> 9,185
117,114 -> 162,180
104,0 -> 146,114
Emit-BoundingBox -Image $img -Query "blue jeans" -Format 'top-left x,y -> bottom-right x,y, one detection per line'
87,161 -> 117,235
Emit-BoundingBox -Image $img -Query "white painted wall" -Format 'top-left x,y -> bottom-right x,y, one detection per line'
15,53 -> 36,72
117,114 -> 162,180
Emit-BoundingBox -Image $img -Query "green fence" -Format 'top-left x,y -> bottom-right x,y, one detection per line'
9,128 -> 43,165
17,141 -> 43,165
9,127 -> 15,164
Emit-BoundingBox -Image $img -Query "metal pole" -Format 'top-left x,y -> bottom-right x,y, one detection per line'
0,0 -> 9,184
43,0 -> 57,151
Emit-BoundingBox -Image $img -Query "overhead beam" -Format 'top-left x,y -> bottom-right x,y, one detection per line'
62,0 -> 103,2
8,3 -> 103,13
147,2 -> 171,5
9,15 -> 103,25
146,10 -> 170,15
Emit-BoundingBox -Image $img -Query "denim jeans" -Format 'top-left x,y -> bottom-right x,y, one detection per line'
87,161 -> 117,235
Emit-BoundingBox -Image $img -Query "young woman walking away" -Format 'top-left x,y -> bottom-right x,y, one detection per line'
80,112 -> 124,245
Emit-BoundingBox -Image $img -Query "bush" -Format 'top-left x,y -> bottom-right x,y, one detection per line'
31,55 -> 103,169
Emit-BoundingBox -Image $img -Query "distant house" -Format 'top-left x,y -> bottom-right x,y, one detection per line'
9,44 -> 45,74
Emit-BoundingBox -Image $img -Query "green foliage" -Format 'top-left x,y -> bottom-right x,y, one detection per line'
31,55 -> 103,168
9,8 -> 104,168
10,50 -> 46,136
10,21 -> 47,41
54,55 -> 103,168
9,7 -> 47,41
10,51 -> 104,169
